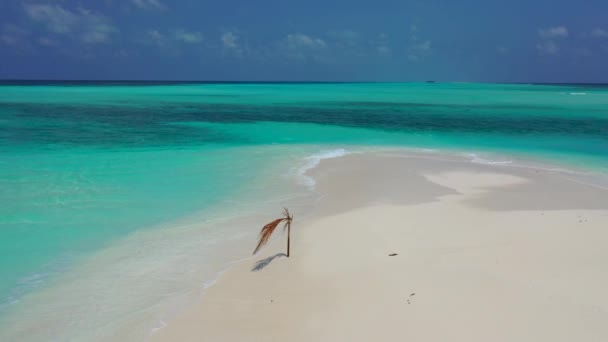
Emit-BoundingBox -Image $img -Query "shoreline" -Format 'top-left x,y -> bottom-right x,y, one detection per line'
1,147 -> 608,341
151,150 -> 608,341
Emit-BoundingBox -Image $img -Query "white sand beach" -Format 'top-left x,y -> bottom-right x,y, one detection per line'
151,151 -> 608,342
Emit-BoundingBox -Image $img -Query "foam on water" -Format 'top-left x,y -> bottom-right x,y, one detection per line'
295,148 -> 350,188
466,153 -> 514,165
461,151 -> 605,178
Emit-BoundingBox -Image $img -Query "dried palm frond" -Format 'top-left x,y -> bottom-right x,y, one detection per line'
253,218 -> 286,255
281,208 -> 292,232
252,208 -> 293,256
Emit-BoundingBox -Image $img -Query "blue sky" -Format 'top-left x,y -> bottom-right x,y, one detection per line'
1,0 -> 607,82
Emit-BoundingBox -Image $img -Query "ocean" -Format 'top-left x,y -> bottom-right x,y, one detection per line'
1,82 -> 607,340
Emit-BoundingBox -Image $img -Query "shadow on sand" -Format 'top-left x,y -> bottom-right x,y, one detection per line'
251,253 -> 287,272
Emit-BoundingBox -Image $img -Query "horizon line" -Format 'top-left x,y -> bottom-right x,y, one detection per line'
1,79 -> 608,86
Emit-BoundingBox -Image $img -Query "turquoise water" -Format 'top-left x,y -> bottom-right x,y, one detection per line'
1,82 -> 607,337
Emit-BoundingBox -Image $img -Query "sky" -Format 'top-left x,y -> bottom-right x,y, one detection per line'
1,0 -> 608,82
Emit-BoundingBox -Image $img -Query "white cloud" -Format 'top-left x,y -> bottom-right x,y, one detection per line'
496,45 -> 510,54
114,49 -> 130,58
374,33 -> 391,56
539,26 -> 568,39
142,29 -> 204,48
146,29 -> 165,45
536,40 -> 558,55
24,4 -> 78,33
407,25 -> 432,61
286,34 -> 326,50
81,23 -> 117,44
408,40 -> 431,61
573,47 -> 593,57
416,41 -> 432,51
536,26 -> 567,56
221,32 -> 239,49
1,24 -> 29,46
409,25 -> 418,38
38,37 -> 58,46
173,29 -> 203,44
131,0 -> 166,10
0,34 -> 18,45
377,45 -> 391,55
0,35 -> 16,45
279,34 -> 329,63
219,31 -> 247,57
591,28 -> 608,38
23,4 -> 117,44
148,30 -> 164,40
